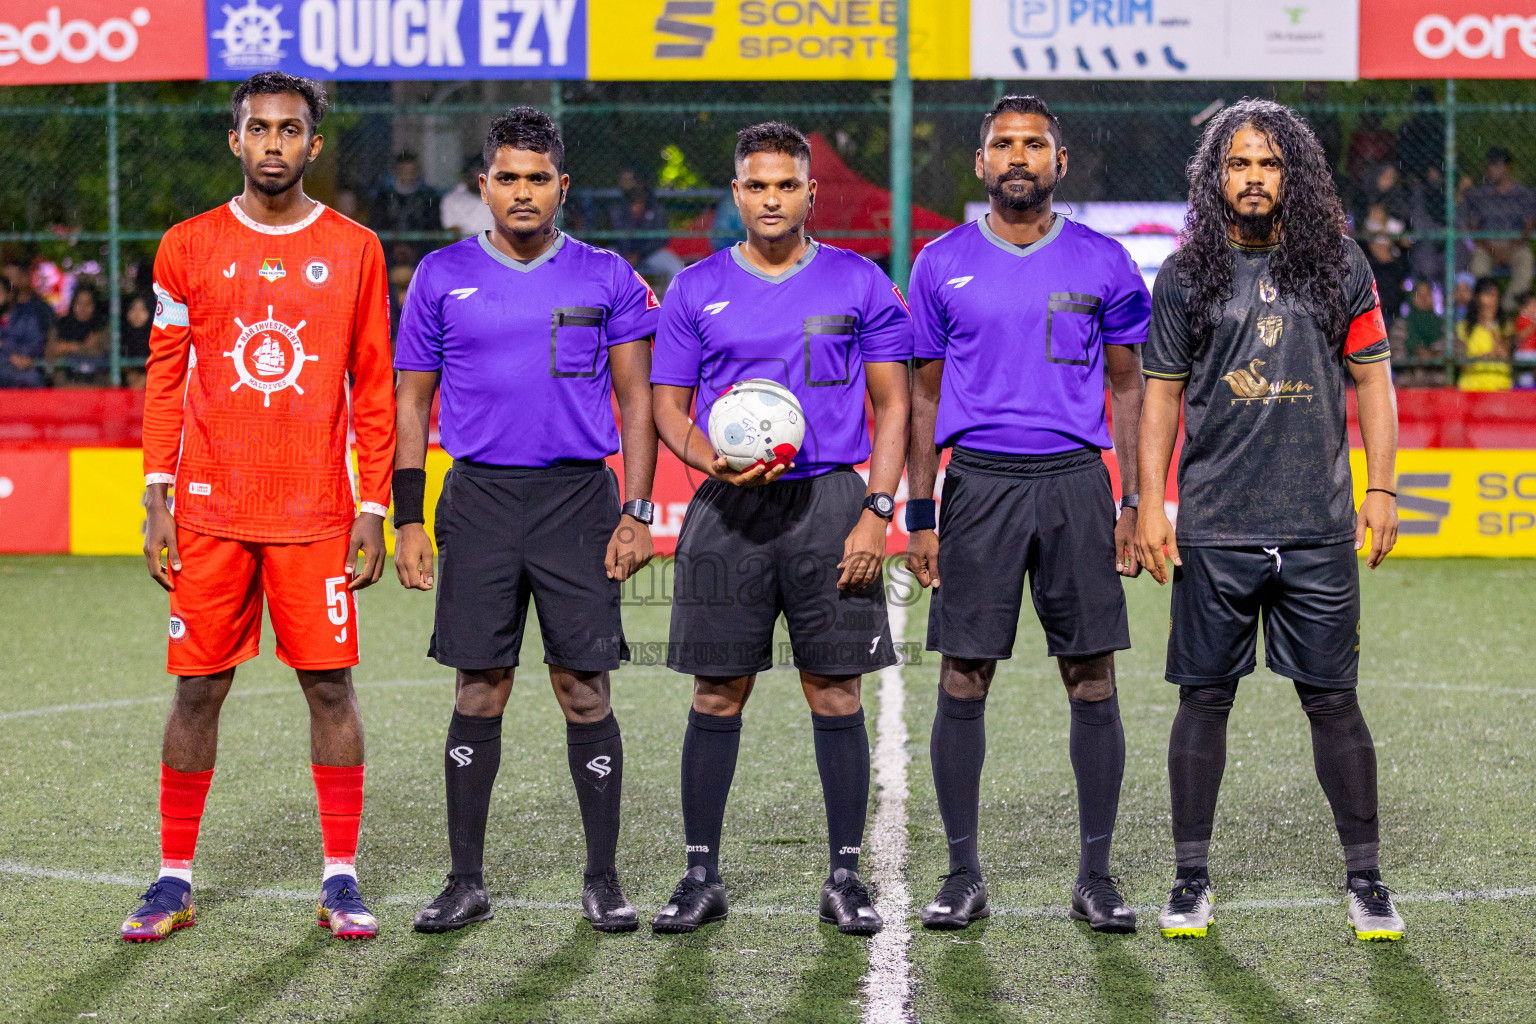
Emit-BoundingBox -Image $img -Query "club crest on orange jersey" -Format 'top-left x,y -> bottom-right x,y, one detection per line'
224,306 -> 319,407
303,259 -> 331,287
258,258 -> 286,282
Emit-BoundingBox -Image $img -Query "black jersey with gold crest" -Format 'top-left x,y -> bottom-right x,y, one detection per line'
1143,239 -> 1390,547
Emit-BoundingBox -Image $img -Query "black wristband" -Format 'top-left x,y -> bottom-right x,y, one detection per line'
905,498 -> 937,532
393,468 -> 427,527
1365,487 -> 1397,498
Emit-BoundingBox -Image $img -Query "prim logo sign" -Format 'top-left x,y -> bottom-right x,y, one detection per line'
223,306 -> 318,407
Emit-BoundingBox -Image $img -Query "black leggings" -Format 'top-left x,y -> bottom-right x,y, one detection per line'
1169,680 -> 1379,872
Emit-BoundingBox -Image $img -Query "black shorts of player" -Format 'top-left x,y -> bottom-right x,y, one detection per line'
429,459 -> 628,673
926,445 -> 1130,661
1167,541 -> 1360,690
668,466 -> 897,678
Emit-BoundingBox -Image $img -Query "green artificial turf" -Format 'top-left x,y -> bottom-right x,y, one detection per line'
0,556 -> 1532,1023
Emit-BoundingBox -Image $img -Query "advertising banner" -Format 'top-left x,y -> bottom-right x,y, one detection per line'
0,0 -> 208,84
1359,0 -> 1536,79
586,0 -> 968,80
970,0 -> 1359,80
203,0 -> 586,80
0,450 -> 70,554
1354,448 -> 1536,556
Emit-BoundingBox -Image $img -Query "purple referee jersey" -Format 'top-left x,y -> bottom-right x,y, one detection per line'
395,231 -> 659,466
651,241 -> 913,479
908,215 -> 1150,454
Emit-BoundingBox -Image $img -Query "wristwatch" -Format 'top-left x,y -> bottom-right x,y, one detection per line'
1119,493 -> 1140,510
621,498 -> 655,525
863,492 -> 896,521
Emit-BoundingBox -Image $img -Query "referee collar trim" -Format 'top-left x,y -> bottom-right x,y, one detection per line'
730,239 -> 819,284
478,229 -> 565,272
978,212 -> 1066,259
227,197 -> 326,235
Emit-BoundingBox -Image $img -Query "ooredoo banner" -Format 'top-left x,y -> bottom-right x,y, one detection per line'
203,0 -> 586,80
970,0 -> 1359,80
0,0 -> 207,84
1360,0 -> 1536,78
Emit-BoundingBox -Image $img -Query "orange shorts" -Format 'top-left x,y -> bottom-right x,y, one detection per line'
166,527 -> 359,676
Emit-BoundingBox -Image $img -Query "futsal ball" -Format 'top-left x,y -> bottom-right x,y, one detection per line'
707,379 -> 806,472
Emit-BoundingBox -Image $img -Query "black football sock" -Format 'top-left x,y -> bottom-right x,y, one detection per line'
1069,692 -> 1125,883
930,685 -> 986,876
444,710 -> 503,888
1295,683 -> 1380,873
1168,682 -> 1237,875
812,708 -> 870,876
681,707 -> 741,883
566,712 -> 623,880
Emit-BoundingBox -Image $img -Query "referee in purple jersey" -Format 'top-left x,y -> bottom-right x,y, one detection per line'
906,95 -> 1150,933
649,123 -> 913,935
391,108 -> 660,935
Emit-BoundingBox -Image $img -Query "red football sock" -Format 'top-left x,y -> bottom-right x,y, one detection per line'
160,763 -> 214,876
311,763 -> 364,879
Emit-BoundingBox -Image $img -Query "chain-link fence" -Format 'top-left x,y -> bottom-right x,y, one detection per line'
3,78 -> 1535,388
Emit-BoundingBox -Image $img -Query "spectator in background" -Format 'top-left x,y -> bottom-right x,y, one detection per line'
0,263 -> 52,388
1458,277 -> 1512,392
1402,280 -> 1443,362
1453,271 -> 1475,322
1346,107 -> 1395,183
1462,147 -> 1536,309
1409,164 -> 1463,284
371,151 -> 441,263
440,156 -> 493,239
1396,85 -> 1444,185
1512,291 -> 1536,387
46,285 -> 110,386
120,292 -> 153,389
608,168 -> 684,288
1360,199 -> 1409,326
1351,163 -> 1409,226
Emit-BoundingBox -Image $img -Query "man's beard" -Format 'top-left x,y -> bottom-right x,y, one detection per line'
1230,198 -> 1281,243
985,167 -> 1055,212
246,163 -> 303,197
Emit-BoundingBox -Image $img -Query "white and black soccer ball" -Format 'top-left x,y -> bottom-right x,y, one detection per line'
707,378 -> 806,472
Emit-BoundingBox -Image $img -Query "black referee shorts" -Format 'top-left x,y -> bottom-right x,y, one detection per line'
926,445 -> 1130,661
429,459 -> 628,673
668,467 -> 897,678
1167,542 -> 1360,689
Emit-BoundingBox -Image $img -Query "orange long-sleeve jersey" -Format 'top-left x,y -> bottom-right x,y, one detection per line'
144,199 -> 395,544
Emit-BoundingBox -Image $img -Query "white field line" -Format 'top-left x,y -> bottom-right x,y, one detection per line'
0,677 -> 449,722
863,579 -> 914,1024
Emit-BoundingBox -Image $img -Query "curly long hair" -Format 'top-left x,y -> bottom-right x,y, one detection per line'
1176,99 -> 1350,341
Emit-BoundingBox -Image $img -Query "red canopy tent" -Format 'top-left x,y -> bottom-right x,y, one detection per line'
670,132 -> 958,262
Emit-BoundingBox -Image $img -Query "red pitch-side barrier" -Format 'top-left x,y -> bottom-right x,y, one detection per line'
7,388 -> 1535,449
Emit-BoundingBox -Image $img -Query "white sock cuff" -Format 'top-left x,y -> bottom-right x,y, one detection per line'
323,861 -> 357,882
158,866 -> 193,885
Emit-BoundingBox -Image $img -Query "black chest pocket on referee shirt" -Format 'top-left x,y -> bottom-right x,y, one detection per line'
550,306 -> 605,378
1046,292 -> 1102,366
804,314 -> 856,387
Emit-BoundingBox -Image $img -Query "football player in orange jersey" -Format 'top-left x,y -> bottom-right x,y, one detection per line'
121,73 -> 395,943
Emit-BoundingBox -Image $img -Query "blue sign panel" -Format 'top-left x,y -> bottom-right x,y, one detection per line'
206,0 -> 586,80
